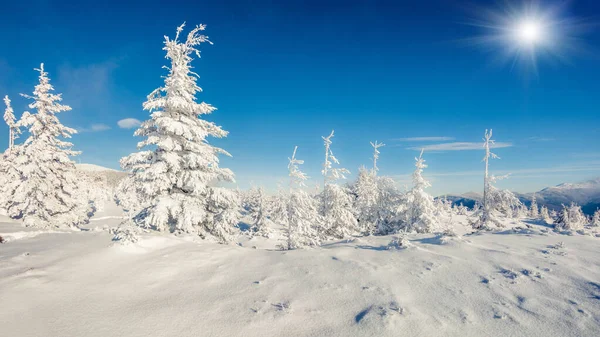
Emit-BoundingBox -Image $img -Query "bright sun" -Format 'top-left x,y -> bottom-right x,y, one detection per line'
465,1 -> 587,75
517,20 -> 543,44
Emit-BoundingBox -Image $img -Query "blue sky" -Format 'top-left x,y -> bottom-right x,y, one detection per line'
1,0 -> 599,195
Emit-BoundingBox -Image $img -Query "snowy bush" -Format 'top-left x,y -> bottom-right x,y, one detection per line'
118,23 -> 239,242
387,235 -> 412,250
111,224 -> 140,244
0,64 -> 90,229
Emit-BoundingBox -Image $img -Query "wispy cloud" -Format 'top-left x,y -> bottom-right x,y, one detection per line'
117,118 -> 141,129
57,60 -> 119,110
571,152 -> 600,158
77,123 -> 111,133
408,142 -> 513,151
394,136 -> 455,142
527,136 -> 555,142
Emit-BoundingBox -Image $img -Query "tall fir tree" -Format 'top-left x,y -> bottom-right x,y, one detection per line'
285,146 -> 321,249
3,95 -> 20,151
319,130 -> 357,239
1,64 -> 89,228
119,23 -> 239,242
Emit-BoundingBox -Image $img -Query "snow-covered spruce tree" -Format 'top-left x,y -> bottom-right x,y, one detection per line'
567,202 -> 586,228
376,175 -> 403,233
540,205 -> 551,223
472,129 -> 505,230
270,184 -> 289,228
353,166 -> 379,234
402,150 -> 440,233
1,64 -> 90,228
530,193 -> 539,218
554,205 -> 570,230
456,203 -> 468,215
3,95 -> 20,150
370,140 -> 385,174
319,130 -> 357,239
554,203 -> 585,231
0,96 -> 22,206
119,23 -> 239,242
592,209 -> 600,227
244,186 -> 271,237
285,146 -> 321,249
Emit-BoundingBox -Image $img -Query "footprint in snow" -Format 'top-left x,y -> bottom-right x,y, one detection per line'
355,301 -> 404,324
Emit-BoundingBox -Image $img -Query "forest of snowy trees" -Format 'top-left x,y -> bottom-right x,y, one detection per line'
1,23 -> 599,248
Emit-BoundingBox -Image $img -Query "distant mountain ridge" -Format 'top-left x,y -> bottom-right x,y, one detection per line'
439,177 -> 600,215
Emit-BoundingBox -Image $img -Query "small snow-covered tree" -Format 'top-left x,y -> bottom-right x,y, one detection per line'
118,23 -> 239,242
472,129 -> 513,230
402,150 -> 440,233
244,186 -> 271,237
555,203 -> 585,231
353,166 -> 379,233
370,140 -> 385,174
530,194 -> 539,218
3,95 -> 20,151
319,130 -> 357,239
270,184 -> 289,227
376,175 -> 403,232
567,203 -> 586,227
456,203 -> 468,215
591,209 -> 600,227
321,130 -> 350,184
1,64 -> 90,228
285,146 -> 321,249
540,205 -> 551,223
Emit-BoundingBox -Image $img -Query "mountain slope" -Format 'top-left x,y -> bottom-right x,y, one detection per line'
441,178 -> 600,215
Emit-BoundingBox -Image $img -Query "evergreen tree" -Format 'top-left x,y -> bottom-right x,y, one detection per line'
319,130 -> 357,239
285,146 -> 321,249
530,193 -> 539,218
592,208 -> 600,227
1,64 -> 89,228
472,130 -> 519,229
555,203 -> 585,231
119,23 -> 239,242
370,140 -> 385,174
403,150 -> 440,233
244,186 -> 271,237
540,205 -> 551,223
353,166 -> 379,234
3,95 -> 20,150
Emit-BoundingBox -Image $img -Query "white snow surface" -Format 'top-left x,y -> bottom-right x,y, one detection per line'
2,205 -> 600,337
75,163 -> 120,172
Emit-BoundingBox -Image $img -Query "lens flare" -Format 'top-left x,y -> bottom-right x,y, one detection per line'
462,1 -> 590,76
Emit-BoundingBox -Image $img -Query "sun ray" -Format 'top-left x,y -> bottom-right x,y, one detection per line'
462,0 -> 592,76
